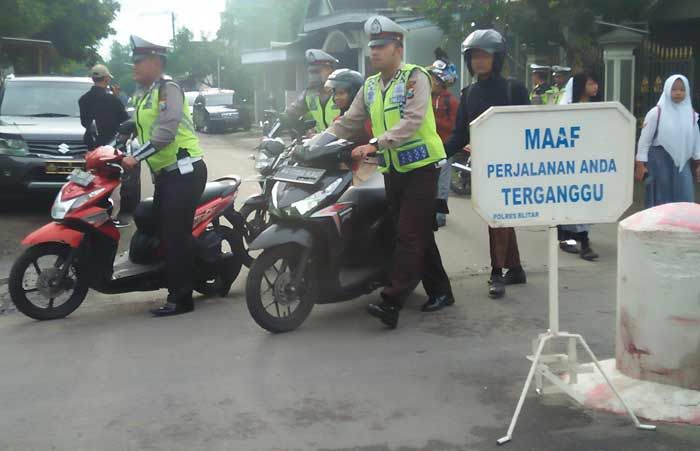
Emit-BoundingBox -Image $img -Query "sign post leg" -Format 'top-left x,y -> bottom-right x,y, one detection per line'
548,226 -> 559,334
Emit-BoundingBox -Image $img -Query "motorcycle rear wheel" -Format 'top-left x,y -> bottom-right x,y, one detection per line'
194,226 -> 244,297
9,243 -> 88,320
246,244 -> 315,333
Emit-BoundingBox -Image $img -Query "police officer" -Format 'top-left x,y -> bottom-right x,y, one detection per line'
286,49 -> 341,133
547,65 -> 572,105
328,16 -> 454,328
529,64 -> 551,105
444,29 -> 530,299
122,36 -> 207,317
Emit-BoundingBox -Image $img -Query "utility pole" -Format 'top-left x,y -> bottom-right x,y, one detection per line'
172,12 -> 176,48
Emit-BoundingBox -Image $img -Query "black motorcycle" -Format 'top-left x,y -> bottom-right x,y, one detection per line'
244,132 -> 393,333
239,117 -> 312,244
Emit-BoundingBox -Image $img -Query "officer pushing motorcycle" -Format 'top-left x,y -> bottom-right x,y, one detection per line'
327,15 -> 455,328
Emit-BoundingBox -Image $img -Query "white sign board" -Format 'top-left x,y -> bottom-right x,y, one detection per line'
470,102 -> 636,228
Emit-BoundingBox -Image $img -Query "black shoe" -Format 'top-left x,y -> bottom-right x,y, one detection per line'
367,301 -> 400,329
559,241 -> 579,254
421,294 -> 455,312
113,218 -> 131,228
504,267 -> 527,285
489,275 -> 506,299
150,302 -> 194,317
580,246 -> 599,261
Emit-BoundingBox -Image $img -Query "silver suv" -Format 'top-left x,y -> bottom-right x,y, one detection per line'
0,76 -> 93,194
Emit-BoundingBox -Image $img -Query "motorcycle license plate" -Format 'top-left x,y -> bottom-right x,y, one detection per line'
67,169 -> 95,187
273,166 -> 325,185
45,160 -> 85,175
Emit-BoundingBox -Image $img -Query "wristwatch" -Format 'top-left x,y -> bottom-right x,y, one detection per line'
369,137 -> 379,149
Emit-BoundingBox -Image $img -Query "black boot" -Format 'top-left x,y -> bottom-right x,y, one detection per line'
150,301 -> 194,317
367,301 -> 400,329
421,294 -> 455,312
580,239 -> 599,261
504,267 -> 527,285
488,269 -> 506,299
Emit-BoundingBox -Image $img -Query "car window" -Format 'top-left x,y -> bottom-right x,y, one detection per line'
185,92 -> 199,106
0,81 -> 91,117
204,94 -> 234,106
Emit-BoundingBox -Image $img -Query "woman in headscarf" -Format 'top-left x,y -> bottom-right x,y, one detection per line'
558,71 -> 602,261
635,74 -> 700,207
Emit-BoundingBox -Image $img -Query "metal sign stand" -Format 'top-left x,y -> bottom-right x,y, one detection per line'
496,226 -> 656,446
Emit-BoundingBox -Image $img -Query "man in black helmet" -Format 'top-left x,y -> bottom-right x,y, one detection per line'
444,29 -> 530,300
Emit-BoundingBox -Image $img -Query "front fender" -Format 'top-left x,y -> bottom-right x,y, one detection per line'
22,222 -> 85,248
248,224 -> 312,251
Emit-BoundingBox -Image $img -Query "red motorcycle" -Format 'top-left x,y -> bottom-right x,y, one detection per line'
8,144 -> 250,320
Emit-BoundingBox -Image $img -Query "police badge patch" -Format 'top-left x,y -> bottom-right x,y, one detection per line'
370,18 -> 382,34
406,80 -> 417,99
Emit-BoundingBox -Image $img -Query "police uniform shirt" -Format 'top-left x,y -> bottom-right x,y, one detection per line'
328,65 -> 431,149
285,88 -> 333,118
141,80 -> 186,150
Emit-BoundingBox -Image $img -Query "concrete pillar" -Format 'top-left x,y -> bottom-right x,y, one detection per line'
616,202 -> 700,390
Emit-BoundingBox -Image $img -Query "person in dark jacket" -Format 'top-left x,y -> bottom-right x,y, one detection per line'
79,64 -> 136,227
79,64 -> 129,149
443,29 -> 530,299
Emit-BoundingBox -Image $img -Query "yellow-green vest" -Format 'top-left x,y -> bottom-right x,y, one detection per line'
135,80 -> 202,172
365,64 -> 446,173
545,85 -> 563,105
305,91 -> 340,133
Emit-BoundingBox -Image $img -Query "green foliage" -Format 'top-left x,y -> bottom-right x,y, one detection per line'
0,0 -> 120,61
395,0 -> 655,69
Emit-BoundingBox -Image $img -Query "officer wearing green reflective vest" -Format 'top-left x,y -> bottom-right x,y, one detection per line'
122,35 -> 207,317
529,64 -> 551,105
546,65 -> 572,105
285,49 -> 341,133
327,15 -> 454,329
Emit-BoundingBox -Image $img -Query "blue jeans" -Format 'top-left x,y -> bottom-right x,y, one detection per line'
645,146 -> 695,208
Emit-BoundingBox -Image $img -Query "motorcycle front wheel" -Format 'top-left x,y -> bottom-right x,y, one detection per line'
245,244 -> 315,333
9,243 -> 88,320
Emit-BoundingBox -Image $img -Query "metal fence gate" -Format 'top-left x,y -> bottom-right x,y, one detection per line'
636,40 -> 695,118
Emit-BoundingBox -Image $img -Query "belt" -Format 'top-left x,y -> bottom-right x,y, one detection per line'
159,156 -> 202,174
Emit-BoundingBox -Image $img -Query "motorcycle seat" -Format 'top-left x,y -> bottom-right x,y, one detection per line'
338,172 -> 386,220
132,180 -> 239,234
200,180 -> 238,204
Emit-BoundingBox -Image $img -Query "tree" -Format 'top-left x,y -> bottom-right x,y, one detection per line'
0,0 -> 120,62
106,41 -> 136,95
395,0 -> 655,70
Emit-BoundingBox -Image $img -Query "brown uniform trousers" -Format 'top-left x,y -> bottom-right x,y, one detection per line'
488,227 -> 521,270
381,164 -> 453,305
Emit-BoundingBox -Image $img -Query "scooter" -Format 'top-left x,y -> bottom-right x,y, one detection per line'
240,117 -> 313,244
8,141 -> 250,321
244,132 -> 393,333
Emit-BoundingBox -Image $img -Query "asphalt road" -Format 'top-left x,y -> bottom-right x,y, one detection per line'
0,130 -> 698,451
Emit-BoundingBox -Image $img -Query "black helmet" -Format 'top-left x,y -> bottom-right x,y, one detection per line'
325,69 -> 364,100
461,29 -> 506,76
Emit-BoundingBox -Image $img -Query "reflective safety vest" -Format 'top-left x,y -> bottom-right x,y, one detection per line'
135,79 -> 203,173
545,85 -> 563,105
365,64 -> 446,173
530,83 -> 551,105
305,91 -> 340,133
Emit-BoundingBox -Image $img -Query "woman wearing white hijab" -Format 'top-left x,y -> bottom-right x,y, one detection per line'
558,71 -> 601,261
635,74 -> 700,207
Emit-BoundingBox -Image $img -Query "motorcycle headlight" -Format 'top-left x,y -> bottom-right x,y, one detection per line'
254,152 -> 275,172
291,178 -> 343,216
51,187 -> 105,220
0,136 -> 29,156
